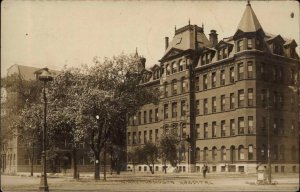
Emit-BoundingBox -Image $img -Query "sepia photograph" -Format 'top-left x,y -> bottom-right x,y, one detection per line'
1,0 -> 299,191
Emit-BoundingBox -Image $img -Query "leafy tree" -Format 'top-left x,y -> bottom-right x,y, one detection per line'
139,142 -> 159,174
127,147 -> 142,173
159,134 -> 179,174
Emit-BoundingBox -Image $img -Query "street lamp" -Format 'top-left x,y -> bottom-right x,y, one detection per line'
38,68 -> 53,192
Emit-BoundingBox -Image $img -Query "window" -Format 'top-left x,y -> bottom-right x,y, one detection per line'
164,104 -> 168,119
278,67 -> 283,82
248,88 -> 253,106
149,130 -> 153,142
164,83 -> 168,97
155,108 -> 159,122
237,39 -> 243,52
195,100 -> 199,115
181,100 -> 186,116
149,110 -> 153,123
230,119 -> 235,136
144,111 -> 147,124
204,123 -> 208,138
155,129 -> 159,141
279,93 -> 283,108
182,124 -> 186,138
221,120 -> 226,137
133,132 -> 137,144
195,76 -> 200,91
144,131 -> 147,143
220,70 -> 225,85
238,145 -> 244,160
138,112 -> 141,125
212,121 -> 217,137
222,48 -> 227,58
273,91 -> 277,109
181,78 -> 187,93
230,67 -> 235,83
196,124 -> 200,138
127,132 -> 131,145
238,63 -> 244,80
279,119 -> 284,135
273,145 -> 278,160
279,145 -> 285,160
260,62 -> 266,80
203,147 -> 208,161
238,89 -> 245,107
247,39 -> 252,49
238,117 -> 244,134
261,89 -> 267,108
272,66 -> 277,82
205,53 -> 210,64
247,61 -> 253,78
291,146 -> 296,160
212,147 -> 217,161
221,146 -> 226,161
196,148 -> 200,161
179,60 -> 184,71
166,64 -> 170,75
291,120 -> 295,134
172,80 -> 177,95
212,72 -> 216,88
273,118 -> 278,135
248,116 -> 254,134
221,95 -> 226,111
261,117 -> 266,135
138,131 -> 142,144
172,62 -> 177,74
203,74 -> 208,90
212,97 -> 217,113
133,116 -> 136,125
172,102 -> 177,118
261,145 -> 266,160
230,93 -> 235,109
204,99 -> 208,114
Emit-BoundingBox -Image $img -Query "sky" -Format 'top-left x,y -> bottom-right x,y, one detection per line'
1,0 -> 299,77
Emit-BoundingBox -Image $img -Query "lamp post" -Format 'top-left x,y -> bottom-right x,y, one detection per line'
38,68 -> 53,192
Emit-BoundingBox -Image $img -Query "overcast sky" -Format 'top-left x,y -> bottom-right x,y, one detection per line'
1,0 -> 299,77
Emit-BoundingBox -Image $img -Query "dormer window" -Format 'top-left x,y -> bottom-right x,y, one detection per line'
237,39 -> 243,52
222,48 -> 227,58
205,53 -> 210,64
274,43 -> 283,55
290,47 -> 296,58
247,39 -> 252,49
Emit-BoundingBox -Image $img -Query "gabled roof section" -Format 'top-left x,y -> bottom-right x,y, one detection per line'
236,2 -> 263,33
266,34 -> 285,44
160,48 -> 185,61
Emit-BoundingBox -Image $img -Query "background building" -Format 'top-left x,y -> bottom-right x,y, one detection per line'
127,2 -> 299,173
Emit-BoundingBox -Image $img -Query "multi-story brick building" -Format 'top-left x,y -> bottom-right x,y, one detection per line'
127,2 -> 299,173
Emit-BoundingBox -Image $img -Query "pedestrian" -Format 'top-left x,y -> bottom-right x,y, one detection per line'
202,164 -> 208,178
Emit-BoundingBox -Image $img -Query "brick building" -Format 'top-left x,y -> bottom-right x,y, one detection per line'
126,2 -> 299,173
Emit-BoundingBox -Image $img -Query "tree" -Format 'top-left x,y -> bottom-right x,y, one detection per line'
127,147 -> 142,174
159,134 -> 179,174
139,142 -> 159,174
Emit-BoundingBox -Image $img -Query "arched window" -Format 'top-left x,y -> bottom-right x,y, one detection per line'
230,146 -> 235,163
221,146 -> 226,161
238,145 -> 244,160
291,145 -> 296,161
279,145 -> 285,160
196,148 -> 200,161
181,78 -> 188,93
248,145 -> 253,160
166,64 -> 170,75
203,147 -> 208,161
212,147 -> 217,161
172,80 -> 177,95
179,60 -> 184,71
172,62 -> 177,74
164,82 -> 168,97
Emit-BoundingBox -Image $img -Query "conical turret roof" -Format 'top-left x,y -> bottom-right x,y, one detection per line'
236,2 -> 263,33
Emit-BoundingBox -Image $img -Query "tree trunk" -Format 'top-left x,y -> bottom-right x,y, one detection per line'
103,148 -> 106,181
30,157 -> 33,176
164,160 -> 167,174
94,153 -> 100,180
72,147 -> 77,179
116,157 -> 121,175
151,163 -> 155,174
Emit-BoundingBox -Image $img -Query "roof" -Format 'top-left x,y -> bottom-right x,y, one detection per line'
236,2 -> 263,33
7,64 -> 60,81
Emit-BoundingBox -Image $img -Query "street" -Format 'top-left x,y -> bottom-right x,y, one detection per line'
1,172 -> 299,192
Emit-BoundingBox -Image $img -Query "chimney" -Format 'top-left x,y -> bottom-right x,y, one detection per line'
209,30 -> 218,47
165,37 -> 169,50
